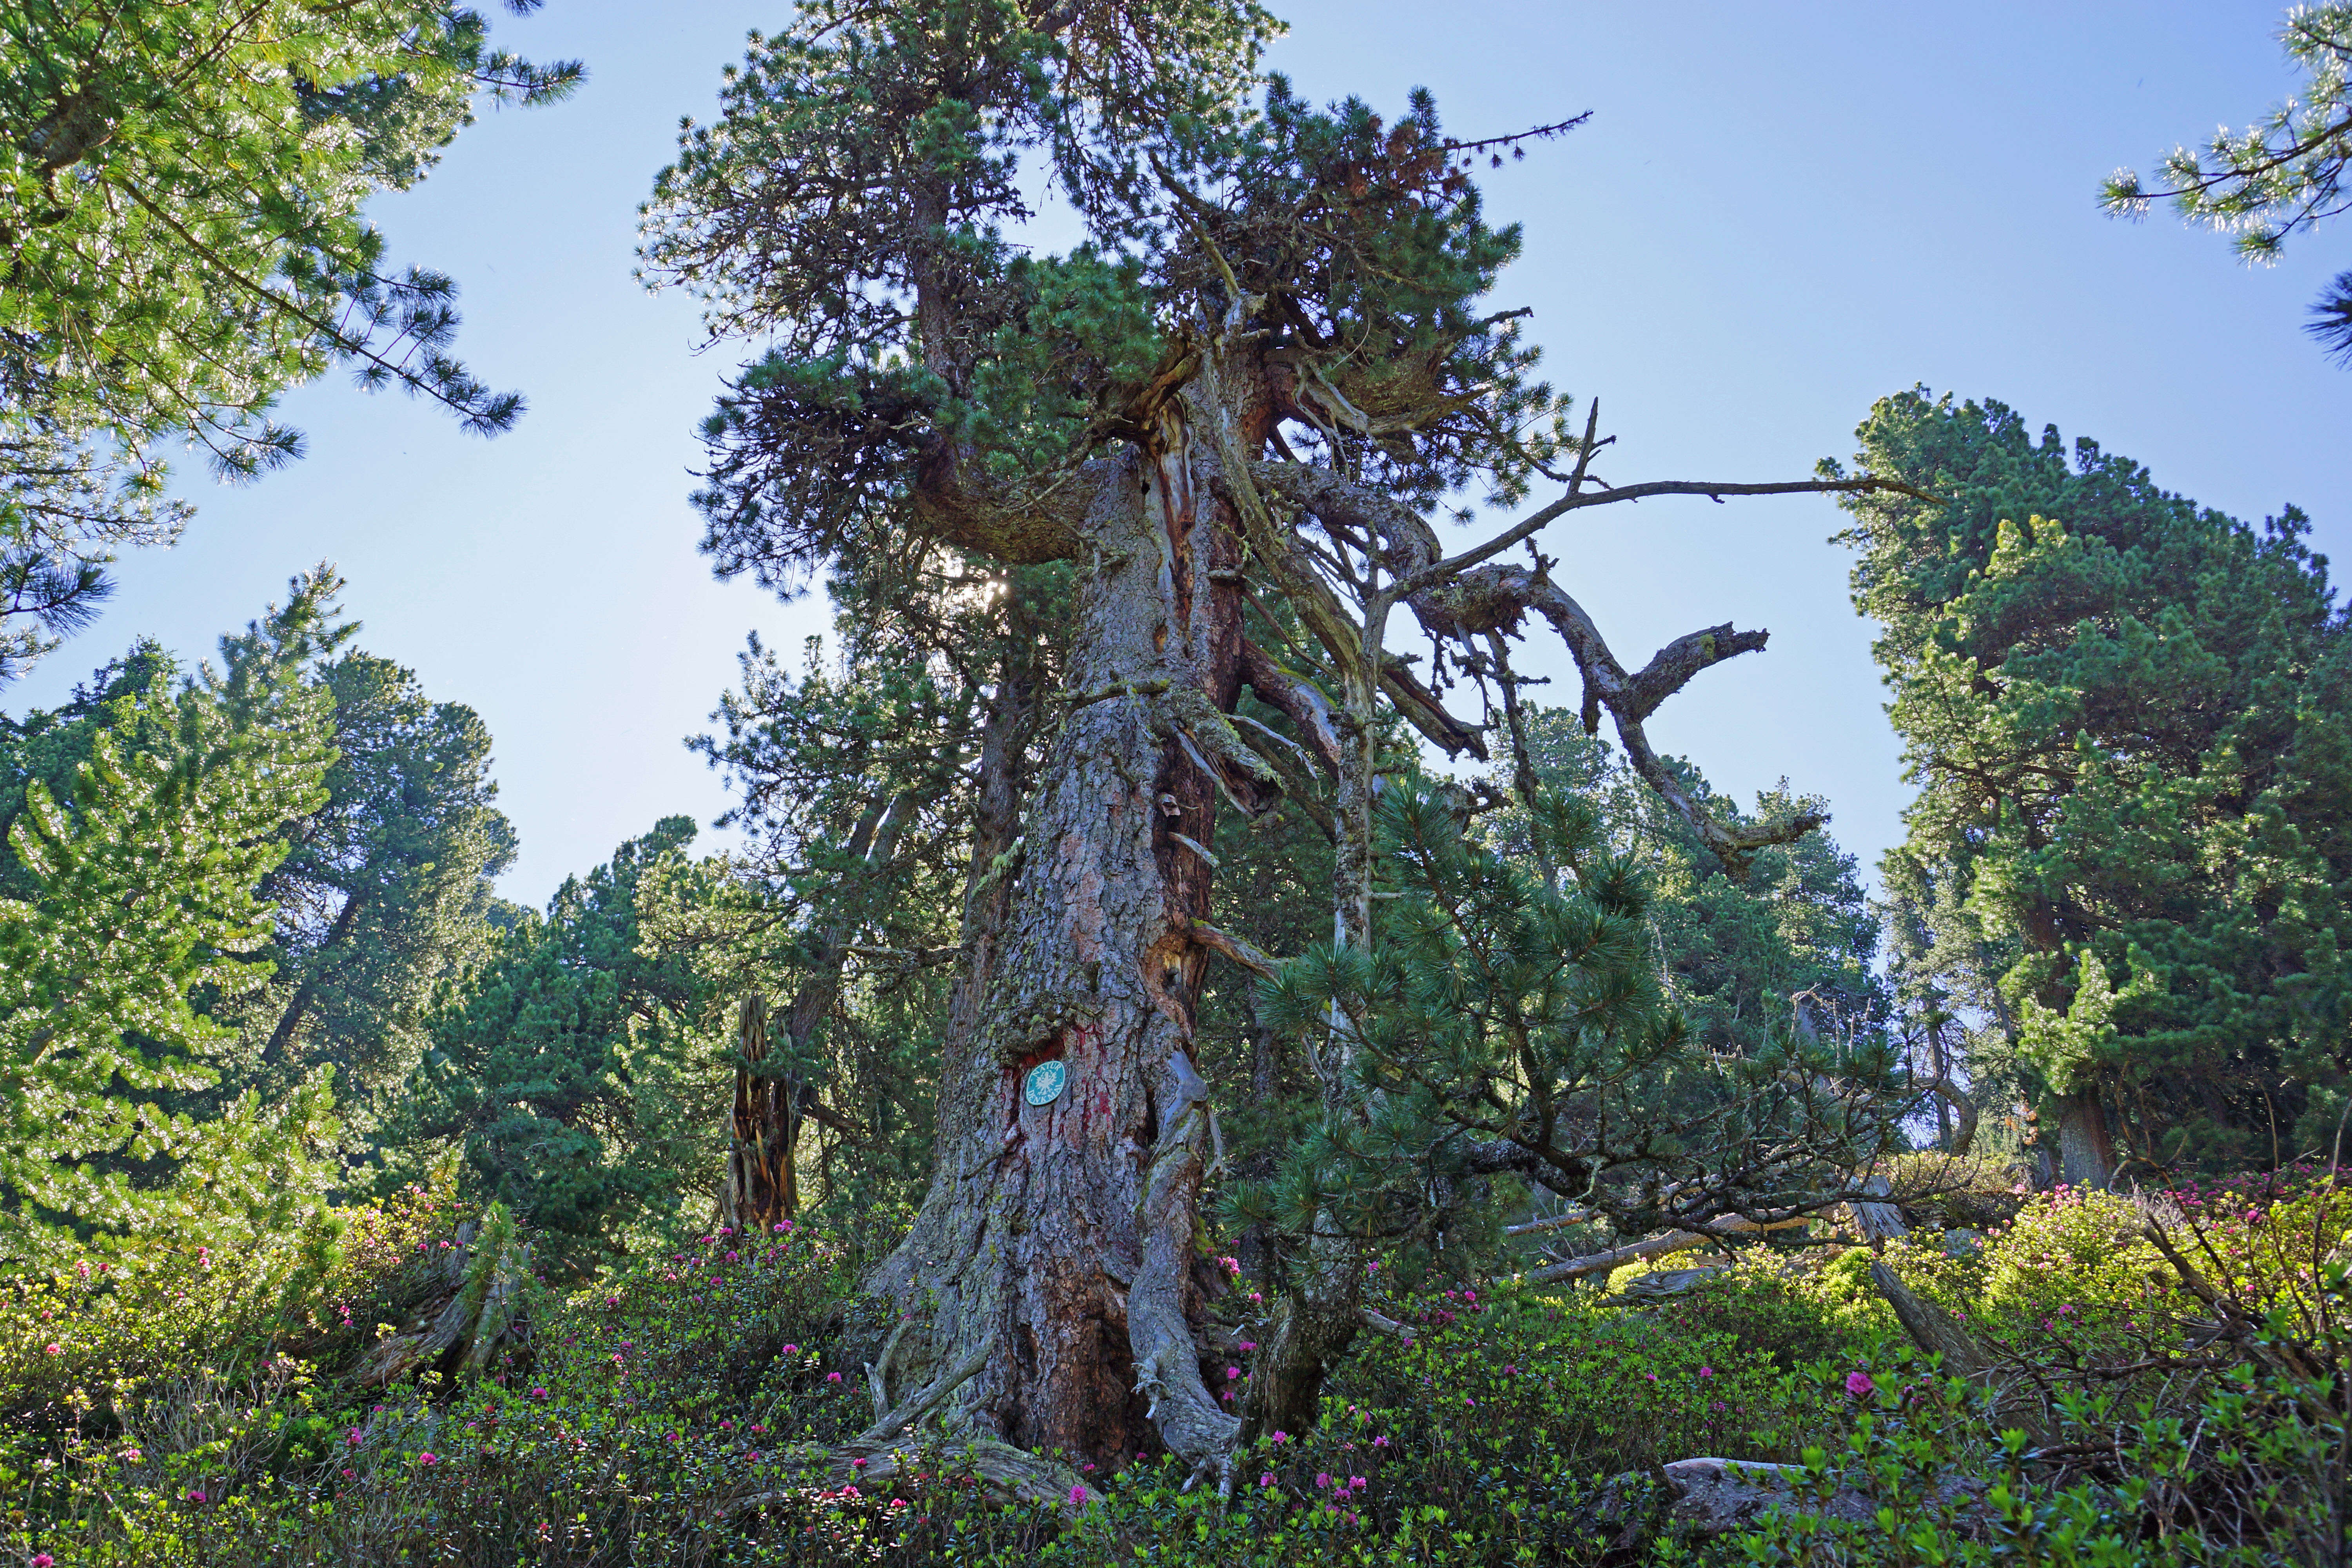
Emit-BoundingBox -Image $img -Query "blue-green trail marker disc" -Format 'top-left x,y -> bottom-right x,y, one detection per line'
1023,1060 -> 1069,1107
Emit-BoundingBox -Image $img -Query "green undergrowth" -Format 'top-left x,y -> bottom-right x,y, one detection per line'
6,1173 -> 2348,1565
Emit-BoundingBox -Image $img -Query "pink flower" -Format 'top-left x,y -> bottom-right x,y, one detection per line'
1315,1472 -> 1331,1489
1239,1341 -> 1257,1351
852,1456 -> 867,1468
33,1554 -> 54,1567
1271,1431 -> 1288,1444
418,1452 -> 437,1465
1260,1472 -> 1276,1488
44,1343 -> 60,1356
1349,1476 -> 1366,1490
1845,1371 -> 1876,1397
782,1343 -> 799,1355
1068,1483 -> 1088,1506
347,1428 -> 363,1446
186,1490 -> 207,1503
826,1372 -> 842,1383
531,1387 -> 548,1399
1697,1366 -> 1714,1378
1226,1366 -> 1241,1379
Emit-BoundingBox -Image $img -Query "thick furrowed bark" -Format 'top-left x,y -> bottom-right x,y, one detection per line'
2054,1091 -> 2116,1190
875,412 -> 1249,1474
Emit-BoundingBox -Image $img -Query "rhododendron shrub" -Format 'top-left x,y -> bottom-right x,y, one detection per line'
10,1180 -> 2351,1564
1,1174 -> 457,1434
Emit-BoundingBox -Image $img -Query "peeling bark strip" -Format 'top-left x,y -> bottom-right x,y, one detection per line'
724,995 -> 797,1232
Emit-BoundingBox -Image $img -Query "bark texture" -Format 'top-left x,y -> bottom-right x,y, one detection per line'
724,995 -> 797,1232
2054,1090 -> 2117,1190
873,350 -> 1267,1478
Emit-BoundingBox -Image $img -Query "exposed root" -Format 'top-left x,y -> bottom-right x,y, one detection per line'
730,1342 -> 1100,1513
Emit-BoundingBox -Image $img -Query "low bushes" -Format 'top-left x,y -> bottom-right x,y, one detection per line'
6,1174 -> 2348,1565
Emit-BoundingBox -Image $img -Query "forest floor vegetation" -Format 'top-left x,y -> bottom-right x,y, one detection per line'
5,1161 -> 2348,1566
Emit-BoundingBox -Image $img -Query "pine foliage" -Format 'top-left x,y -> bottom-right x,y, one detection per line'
2103,3 -> 2352,362
0,0 -> 579,682
0,574 -> 343,1265
1835,390 -> 2352,1171
1231,775 -> 1902,1257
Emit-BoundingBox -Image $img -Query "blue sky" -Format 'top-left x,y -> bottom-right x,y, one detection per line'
9,0 -> 2346,908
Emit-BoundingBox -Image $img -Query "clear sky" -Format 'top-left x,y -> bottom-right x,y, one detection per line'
9,0 -> 2346,909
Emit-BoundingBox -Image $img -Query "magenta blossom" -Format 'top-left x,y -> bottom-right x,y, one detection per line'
1845,1370 -> 1876,1398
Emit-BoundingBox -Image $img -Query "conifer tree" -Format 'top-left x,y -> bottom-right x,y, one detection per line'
645,0 -> 1921,1489
408,817 -> 718,1274
2103,4 -> 2352,362
1232,774 -> 1903,1435
679,572 -> 1061,1227
0,574 -> 343,1265
1833,390 -> 2352,1185
0,0 -> 580,680
228,651 -> 516,1153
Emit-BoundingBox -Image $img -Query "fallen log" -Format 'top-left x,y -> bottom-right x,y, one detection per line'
1521,1212 -> 1809,1286
357,1205 -> 534,1387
